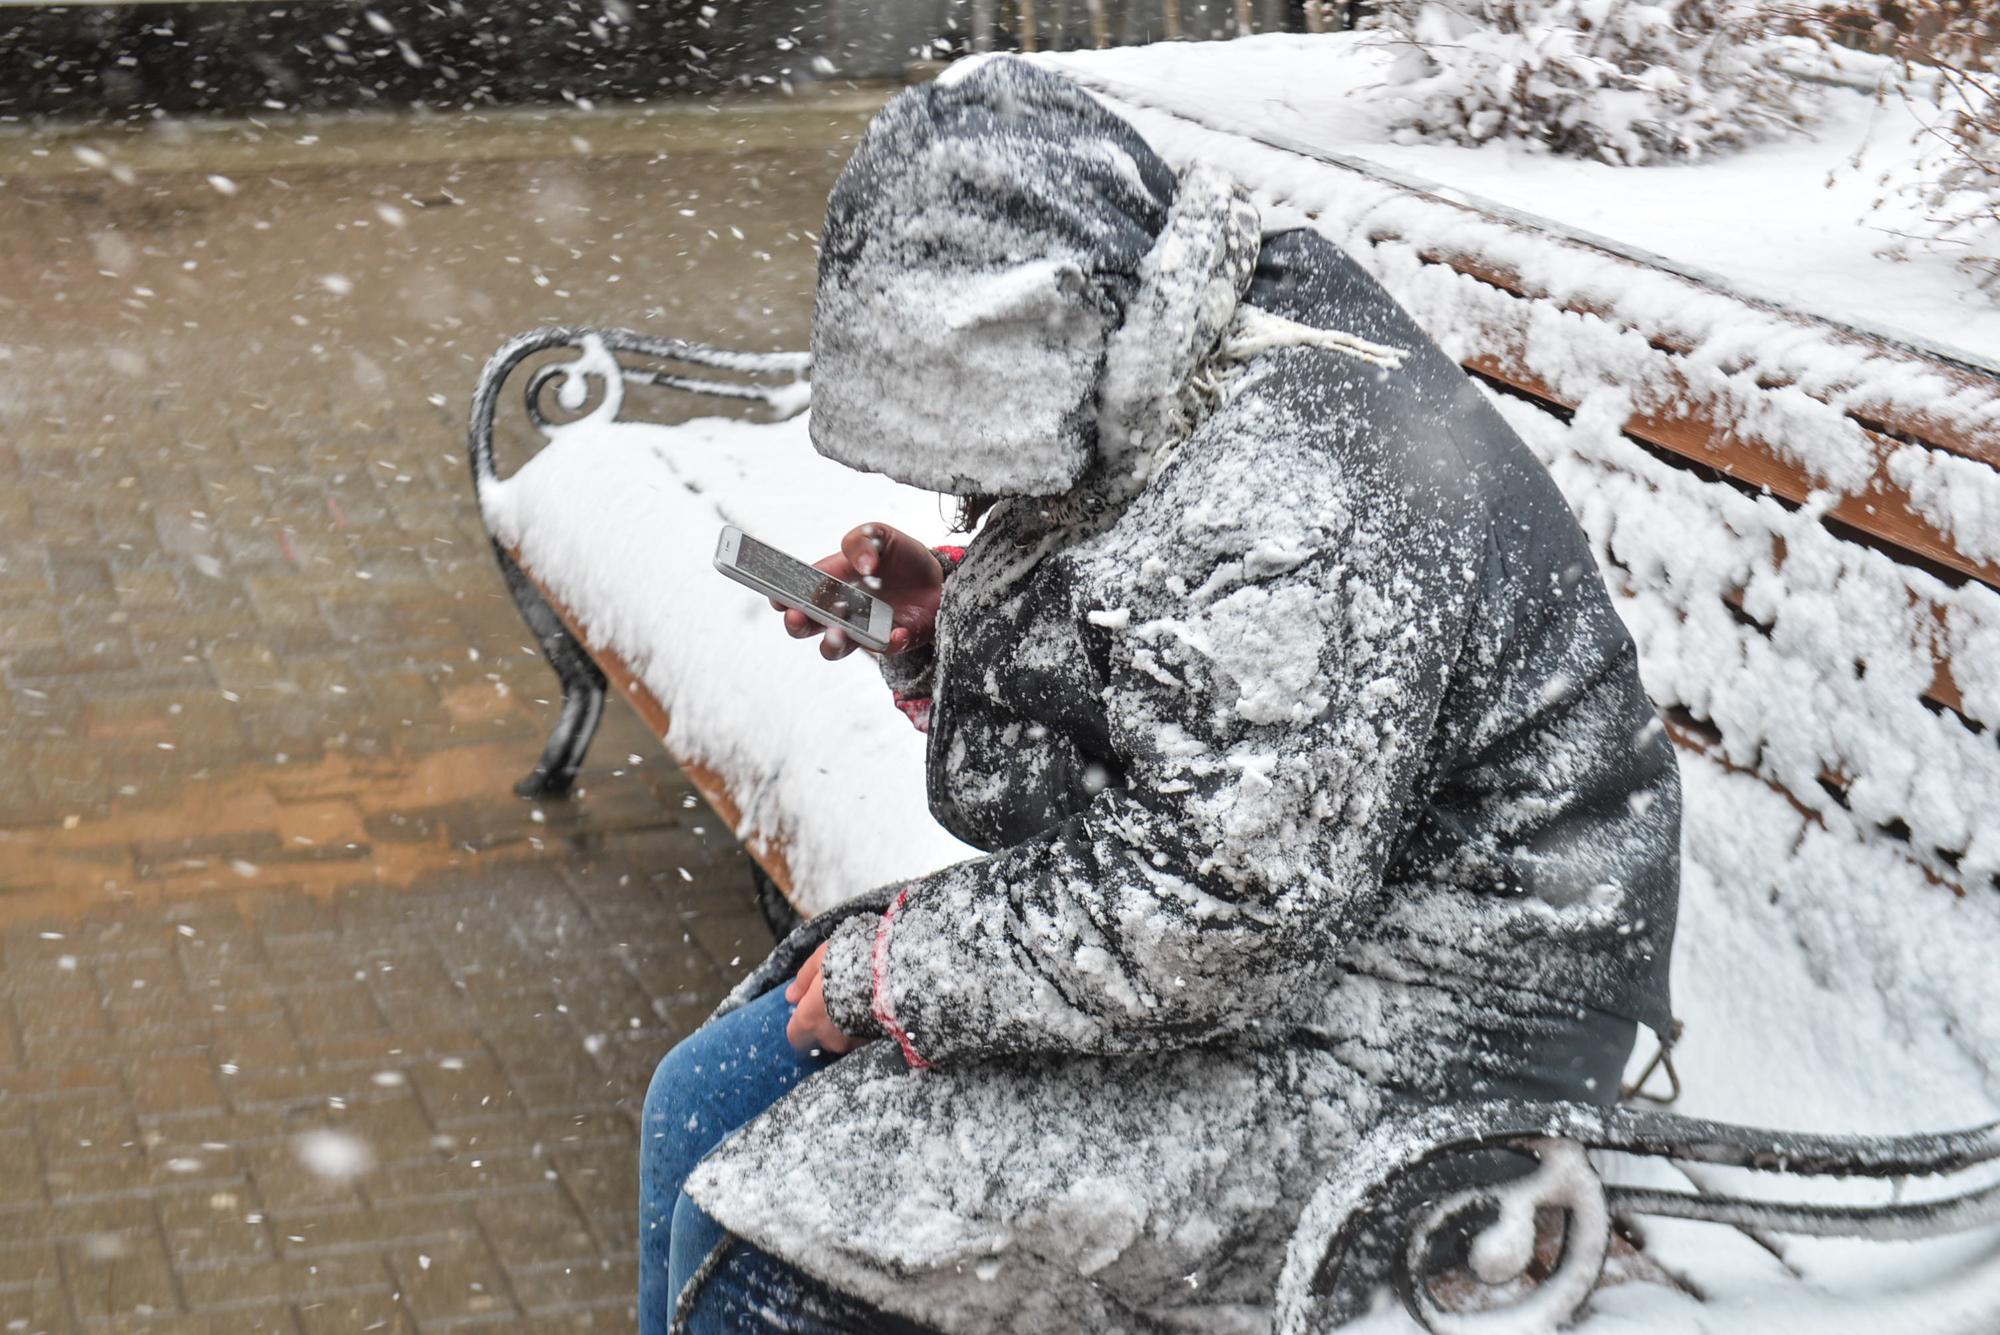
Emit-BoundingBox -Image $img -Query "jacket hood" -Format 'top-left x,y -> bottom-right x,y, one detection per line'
808,59 -> 1256,499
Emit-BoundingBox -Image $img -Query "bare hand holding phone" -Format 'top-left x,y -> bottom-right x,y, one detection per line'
779,523 -> 943,662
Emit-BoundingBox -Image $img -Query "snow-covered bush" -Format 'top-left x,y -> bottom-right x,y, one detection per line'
1365,2 -> 1824,165
1921,78 -> 2000,289
1818,2 -> 2000,290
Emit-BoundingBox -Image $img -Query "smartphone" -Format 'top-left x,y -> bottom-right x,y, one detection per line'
714,525 -> 894,653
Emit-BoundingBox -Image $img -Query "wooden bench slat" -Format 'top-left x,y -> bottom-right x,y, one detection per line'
1471,349 -> 2000,591
1713,582 -> 1973,727
1664,711 -> 1971,897
1523,429 -> 1994,893
1407,241 -> 2000,473
1460,323 -> 2000,592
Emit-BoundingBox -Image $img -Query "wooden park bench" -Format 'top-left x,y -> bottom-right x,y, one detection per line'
467,80 -> 2000,1335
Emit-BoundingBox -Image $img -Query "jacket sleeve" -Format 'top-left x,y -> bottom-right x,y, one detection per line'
822,406 -> 1491,1066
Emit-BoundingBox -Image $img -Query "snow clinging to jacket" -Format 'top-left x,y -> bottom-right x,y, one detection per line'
685,56 -> 1682,1334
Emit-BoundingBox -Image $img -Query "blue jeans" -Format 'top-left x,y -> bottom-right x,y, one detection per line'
640,985 -> 932,1334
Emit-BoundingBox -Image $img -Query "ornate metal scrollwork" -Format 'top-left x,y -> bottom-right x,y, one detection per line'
1278,1101 -> 2000,1335
469,326 -> 809,494
1397,1138 -> 1610,1335
466,327 -> 809,797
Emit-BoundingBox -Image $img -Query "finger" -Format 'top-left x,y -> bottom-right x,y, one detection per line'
877,526 -> 945,588
785,943 -> 826,1003
884,626 -> 910,656
788,987 -> 831,1054
813,552 -> 858,580
785,614 -> 823,639
860,524 -> 926,587
819,628 -> 854,661
841,524 -> 889,579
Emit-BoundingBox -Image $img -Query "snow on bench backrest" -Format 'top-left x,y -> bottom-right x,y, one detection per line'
1046,65 -> 2000,1146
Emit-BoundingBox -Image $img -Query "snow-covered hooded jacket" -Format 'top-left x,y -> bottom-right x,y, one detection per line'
684,58 -> 1680,1333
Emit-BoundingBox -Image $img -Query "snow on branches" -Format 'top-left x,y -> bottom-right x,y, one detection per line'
1821,3 -> 2000,291
1365,2 -> 1823,165
1922,76 -> 2000,290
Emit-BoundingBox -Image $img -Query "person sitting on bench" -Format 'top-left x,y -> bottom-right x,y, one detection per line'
638,56 -> 1680,1335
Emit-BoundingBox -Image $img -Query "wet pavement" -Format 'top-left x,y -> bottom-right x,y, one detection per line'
0,90 -> 885,1329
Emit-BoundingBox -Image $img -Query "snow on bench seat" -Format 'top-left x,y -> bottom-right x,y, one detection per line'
477,364 -> 975,918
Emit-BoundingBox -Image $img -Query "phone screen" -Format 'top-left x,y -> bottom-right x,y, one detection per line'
732,531 -> 880,638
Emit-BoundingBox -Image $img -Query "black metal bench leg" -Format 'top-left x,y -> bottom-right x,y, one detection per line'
749,862 -> 803,941
494,541 -> 607,799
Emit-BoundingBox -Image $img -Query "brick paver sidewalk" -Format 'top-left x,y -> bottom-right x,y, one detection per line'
2,748 -> 776,1331
0,94 -> 885,1331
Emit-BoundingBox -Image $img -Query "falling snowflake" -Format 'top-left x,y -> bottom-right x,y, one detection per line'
293,1129 -> 374,1182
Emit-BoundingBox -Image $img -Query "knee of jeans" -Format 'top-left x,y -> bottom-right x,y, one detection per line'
642,1038 -> 705,1155
668,1190 -> 729,1312
669,1188 -> 713,1244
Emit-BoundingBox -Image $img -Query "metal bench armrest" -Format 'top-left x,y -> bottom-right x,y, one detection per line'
465,328 -> 808,798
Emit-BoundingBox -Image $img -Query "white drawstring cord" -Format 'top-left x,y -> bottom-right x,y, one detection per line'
1122,298 -> 1416,493
1222,305 -> 1411,371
